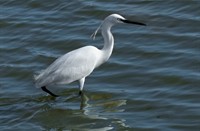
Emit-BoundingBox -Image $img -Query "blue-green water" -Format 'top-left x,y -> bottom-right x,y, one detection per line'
0,0 -> 200,130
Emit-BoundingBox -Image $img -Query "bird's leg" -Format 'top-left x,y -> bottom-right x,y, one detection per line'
41,86 -> 59,97
78,77 -> 85,96
79,90 -> 82,96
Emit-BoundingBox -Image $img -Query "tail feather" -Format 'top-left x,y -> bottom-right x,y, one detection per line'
33,71 -> 44,88
34,70 -> 44,80
34,74 -> 39,81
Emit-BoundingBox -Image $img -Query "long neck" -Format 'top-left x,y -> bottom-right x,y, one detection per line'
101,24 -> 114,62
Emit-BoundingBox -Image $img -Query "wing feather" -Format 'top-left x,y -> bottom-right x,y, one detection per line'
35,46 -> 101,87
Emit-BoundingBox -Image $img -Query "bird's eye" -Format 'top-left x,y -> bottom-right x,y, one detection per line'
117,18 -> 122,22
117,18 -> 121,21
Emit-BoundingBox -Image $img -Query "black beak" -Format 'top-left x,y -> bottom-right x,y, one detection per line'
120,19 -> 146,26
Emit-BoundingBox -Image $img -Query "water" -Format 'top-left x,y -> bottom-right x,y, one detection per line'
0,0 -> 200,130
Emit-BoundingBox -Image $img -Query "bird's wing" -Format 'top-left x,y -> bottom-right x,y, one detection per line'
35,46 -> 101,87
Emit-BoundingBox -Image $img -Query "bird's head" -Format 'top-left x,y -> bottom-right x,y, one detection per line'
105,14 -> 146,26
91,14 -> 146,40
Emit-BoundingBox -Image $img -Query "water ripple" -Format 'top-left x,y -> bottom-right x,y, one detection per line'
0,0 -> 200,130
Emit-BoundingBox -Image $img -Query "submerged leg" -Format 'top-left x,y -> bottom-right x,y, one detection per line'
41,86 -> 59,97
79,90 -> 83,96
78,77 -> 85,96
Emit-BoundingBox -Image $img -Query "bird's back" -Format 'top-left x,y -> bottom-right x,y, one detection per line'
35,46 -> 101,88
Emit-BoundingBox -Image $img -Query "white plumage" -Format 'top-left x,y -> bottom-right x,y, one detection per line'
34,14 -> 146,97
35,46 -> 101,87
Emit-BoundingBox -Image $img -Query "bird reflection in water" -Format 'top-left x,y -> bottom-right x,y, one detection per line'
33,92 -> 129,130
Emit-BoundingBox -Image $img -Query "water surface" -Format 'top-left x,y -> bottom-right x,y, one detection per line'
0,0 -> 200,130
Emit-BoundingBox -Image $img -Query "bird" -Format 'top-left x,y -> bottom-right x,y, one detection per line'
34,14 -> 146,97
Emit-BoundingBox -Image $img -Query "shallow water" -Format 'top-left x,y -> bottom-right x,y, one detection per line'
0,0 -> 200,131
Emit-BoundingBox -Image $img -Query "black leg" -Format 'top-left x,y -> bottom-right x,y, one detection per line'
41,86 -> 59,97
79,90 -> 83,96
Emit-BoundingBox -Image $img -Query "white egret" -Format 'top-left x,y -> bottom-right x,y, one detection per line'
34,14 -> 146,97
